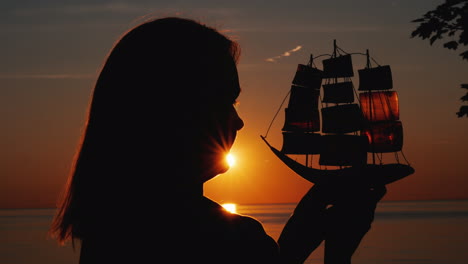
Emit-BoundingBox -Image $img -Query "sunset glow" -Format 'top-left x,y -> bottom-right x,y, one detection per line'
2,0 -> 468,209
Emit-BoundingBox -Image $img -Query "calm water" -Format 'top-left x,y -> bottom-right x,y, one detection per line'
1,200 -> 468,264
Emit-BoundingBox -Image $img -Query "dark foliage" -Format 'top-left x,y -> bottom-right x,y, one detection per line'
457,84 -> 468,117
411,0 -> 468,61
412,1 -> 468,118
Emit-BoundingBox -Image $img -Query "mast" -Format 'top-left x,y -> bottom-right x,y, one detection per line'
280,52 -> 323,164
358,50 -> 403,161
366,49 -> 376,165
319,40 -> 368,167
333,40 -> 338,87
305,54 -> 314,167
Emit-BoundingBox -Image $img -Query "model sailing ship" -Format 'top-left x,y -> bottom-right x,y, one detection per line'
261,40 -> 414,185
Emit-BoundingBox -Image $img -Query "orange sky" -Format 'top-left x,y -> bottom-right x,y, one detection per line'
1,0 -> 468,208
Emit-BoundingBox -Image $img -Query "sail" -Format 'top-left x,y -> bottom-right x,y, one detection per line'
322,54 -> 354,78
321,104 -> 364,133
322,82 -> 355,103
319,135 -> 368,166
359,91 -> 399,121
292,64 -> 323,88
281,132 -> 322,154
287,85 -> 320,109
358,65 -> 392,91
358,64 -> 403,153
362,120 -> 403,153
282,85 -> 320,131
320,52 -> 364,162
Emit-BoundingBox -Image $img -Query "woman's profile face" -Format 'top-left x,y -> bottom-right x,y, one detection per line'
198,59 -> 244,183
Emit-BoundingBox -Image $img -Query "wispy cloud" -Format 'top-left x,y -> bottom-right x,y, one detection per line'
266,45 -> 302,63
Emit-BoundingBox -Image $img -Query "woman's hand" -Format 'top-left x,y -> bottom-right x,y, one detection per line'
278,184 -> 386,264
323,184 -> 386,264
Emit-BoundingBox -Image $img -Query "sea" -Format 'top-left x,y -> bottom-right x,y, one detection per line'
1,200 -> 468,264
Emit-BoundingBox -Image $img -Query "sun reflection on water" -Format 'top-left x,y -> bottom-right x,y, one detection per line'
222,203 -> 237,214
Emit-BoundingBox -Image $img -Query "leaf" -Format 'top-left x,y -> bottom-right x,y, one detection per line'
456,105 -> 468,117
460,50 -> 468,60
461,93 -> 468,101
459,28 -> 468,45
414,22 -> 438,39
444,40 -> 459,49
411,18 -> 426,23
430,35 -> 442,44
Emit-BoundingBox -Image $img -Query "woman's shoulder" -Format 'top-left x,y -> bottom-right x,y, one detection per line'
202,197 -> 277,243
201,197 -> 280,262
203,197 -> 262,225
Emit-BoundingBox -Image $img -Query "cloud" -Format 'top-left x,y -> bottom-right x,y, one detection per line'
266,45 -> 302,63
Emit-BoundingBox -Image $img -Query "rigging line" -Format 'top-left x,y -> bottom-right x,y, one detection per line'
312,53 -> 333,60
336,47 -> 383,66
336,46 -> 367,58
352,81 -> 360,107
336,45 -> 349,55
319,83 -> 325,109
336,49 -> 343,56
263,89 -> 291,138
310,153 -> 314,168
348,51 -> 381,66
399,150 -> 411,165
377,152 -> 383,164
370,57 -> 381,67
347,52 -> 367,56
395,152 -> 401,163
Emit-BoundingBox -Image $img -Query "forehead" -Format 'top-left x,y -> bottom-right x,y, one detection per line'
225,57 -> 241,94
213,55 -> 241,102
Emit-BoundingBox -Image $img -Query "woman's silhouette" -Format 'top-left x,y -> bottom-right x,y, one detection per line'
49,16 -> 397,264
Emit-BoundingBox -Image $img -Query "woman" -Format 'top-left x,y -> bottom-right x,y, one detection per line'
49,16 -> 388,264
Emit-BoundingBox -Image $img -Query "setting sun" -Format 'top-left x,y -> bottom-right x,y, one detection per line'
226,153 -> 236,167
222,203 -> 237,214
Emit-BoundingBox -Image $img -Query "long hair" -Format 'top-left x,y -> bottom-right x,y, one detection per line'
49,17 -> 240,245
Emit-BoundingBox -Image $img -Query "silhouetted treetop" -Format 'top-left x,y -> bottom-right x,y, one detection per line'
411,0 -> 468,61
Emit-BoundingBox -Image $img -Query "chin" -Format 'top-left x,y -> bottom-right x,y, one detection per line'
201,164 -> 230,183
218,165 -> 230,174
